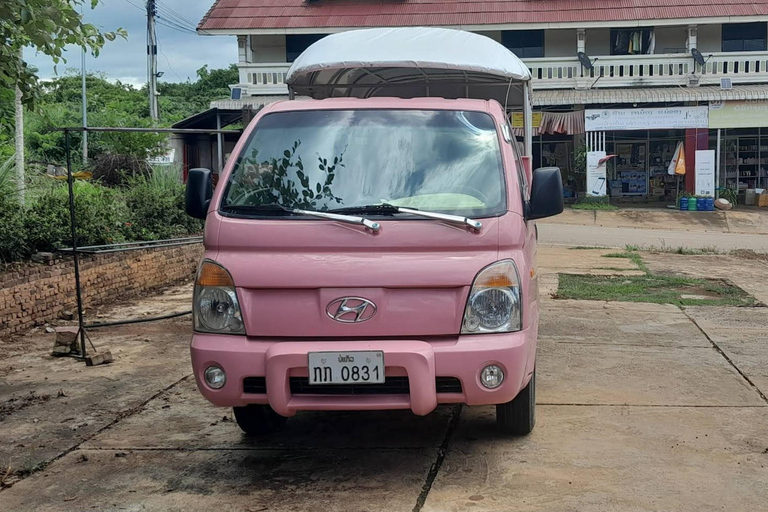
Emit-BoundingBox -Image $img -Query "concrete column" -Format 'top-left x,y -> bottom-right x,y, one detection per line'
686,25 -> 698,52
237,35 -> 248,64
577,29 -> 586,54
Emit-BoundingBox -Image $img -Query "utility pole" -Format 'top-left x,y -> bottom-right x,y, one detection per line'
146,0 -> 158,121
14,49 -> 25,205
81,4 -> 88,164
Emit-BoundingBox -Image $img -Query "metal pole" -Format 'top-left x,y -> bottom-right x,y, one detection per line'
216,109 -> 224,172
715,128 -> 721,198
65,130 -> 87,358
523,81 -> 533,158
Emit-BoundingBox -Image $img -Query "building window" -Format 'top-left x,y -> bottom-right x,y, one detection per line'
610,28 -> 654,55
501,30 -> 545,58
286,34 -> 326,62
722,22 -> 767,52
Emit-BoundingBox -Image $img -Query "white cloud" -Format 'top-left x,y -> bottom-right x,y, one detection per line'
24,0 -> 236,85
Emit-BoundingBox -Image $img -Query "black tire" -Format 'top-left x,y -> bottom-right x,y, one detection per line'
496,369 -> 536,436
233,405 -> 288,435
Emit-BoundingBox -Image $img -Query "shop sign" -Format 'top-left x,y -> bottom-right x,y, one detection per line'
584,107 -> 708,131
586,151 -> 607,196
695,150 -> 716,197
511,111 -> 542,128
708,100 -> 768,129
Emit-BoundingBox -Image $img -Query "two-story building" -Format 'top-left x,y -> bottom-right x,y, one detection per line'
194,0 -> 768,201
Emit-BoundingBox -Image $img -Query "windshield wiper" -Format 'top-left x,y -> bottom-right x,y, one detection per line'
328,204 -> 401,215
332,203 -> 482,231
222,204 -> 380,232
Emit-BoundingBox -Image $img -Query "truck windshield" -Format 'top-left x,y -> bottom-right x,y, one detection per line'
221,109 -> 506,218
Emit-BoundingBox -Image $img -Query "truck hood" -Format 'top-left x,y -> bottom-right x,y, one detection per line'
210,215 -> 503,338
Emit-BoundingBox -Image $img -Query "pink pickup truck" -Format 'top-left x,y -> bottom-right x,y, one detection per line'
184,27 -> 563,436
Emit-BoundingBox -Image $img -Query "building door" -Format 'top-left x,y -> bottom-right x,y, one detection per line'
610,140 -> 649,197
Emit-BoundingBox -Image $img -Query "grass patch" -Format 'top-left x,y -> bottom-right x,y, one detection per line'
569,246 -> 608,250
602,252 -> 632,258
555,273 -> 758,307
571,202 -> 619,211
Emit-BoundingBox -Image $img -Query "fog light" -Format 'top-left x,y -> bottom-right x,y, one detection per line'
480,365 -> 504,389
204,366 -> 226,389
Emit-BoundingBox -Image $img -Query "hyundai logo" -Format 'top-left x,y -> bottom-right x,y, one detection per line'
326,297 -> 377,323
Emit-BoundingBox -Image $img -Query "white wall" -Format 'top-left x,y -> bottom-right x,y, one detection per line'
655,26 -> 687,53
545,29 -> 575,57
250,35 -> 287,62
697,24 -> 722,53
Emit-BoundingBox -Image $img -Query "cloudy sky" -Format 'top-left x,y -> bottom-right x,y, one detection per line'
24,0 -> 236,86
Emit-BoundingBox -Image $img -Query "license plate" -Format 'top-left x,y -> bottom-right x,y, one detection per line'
308,351 -> 385,384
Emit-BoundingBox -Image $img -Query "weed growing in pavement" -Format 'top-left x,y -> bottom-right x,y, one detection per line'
568,246 -> 609,250
562,247 -> 758,306
555,273 -> 758,307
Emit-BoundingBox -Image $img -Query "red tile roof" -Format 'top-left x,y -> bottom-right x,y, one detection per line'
199,0 -> 768,32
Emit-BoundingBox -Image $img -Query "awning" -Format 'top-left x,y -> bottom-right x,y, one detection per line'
512,110 -> 585,136
171,108 -> 242,130
533,84 -> 768,106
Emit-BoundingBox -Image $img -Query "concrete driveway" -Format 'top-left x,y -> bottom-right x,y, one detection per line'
1,249 -> 767,511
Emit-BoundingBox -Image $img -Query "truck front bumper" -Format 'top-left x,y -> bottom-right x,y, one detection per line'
191,331 -> 535,417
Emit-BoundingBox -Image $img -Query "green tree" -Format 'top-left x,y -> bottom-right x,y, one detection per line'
0,0 -> 125,106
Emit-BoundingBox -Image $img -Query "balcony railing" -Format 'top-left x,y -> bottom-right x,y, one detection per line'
525,51 -> 768,89
234,51 -> 768,96
237,62 -> 290,95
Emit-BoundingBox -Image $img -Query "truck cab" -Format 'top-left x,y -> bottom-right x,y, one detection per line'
185,27 -> 563,436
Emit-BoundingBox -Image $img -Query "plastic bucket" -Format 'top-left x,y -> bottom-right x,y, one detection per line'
679,197 -> 688,210
706,197 -> 715,211
697,197 -> 706,211
688,197 -> 698,211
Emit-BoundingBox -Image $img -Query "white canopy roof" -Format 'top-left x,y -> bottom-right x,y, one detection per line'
285,27 -> 531,106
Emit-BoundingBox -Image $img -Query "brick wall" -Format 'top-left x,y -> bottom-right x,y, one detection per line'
0,244 -> 204,339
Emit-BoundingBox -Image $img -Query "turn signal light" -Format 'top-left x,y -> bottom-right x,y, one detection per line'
197,261 -> 235,287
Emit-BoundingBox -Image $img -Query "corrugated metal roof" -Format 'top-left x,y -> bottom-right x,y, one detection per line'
533,84 -> 768,105
199,0 -> 768,31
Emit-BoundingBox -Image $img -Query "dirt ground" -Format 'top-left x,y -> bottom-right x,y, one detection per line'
1,248 -> 767,512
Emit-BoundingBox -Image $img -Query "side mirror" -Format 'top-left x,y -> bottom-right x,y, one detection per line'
185,168 -> 213,220
526,167 -> 564,221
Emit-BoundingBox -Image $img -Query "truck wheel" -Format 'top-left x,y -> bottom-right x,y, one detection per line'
496,369 -> 535,436
233,405 -> 287,435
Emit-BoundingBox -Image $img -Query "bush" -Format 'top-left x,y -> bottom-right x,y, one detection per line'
0,197 -> 29,263
123,165 -> 203,240
1,168 -> 202,263
25,181 -> 129,249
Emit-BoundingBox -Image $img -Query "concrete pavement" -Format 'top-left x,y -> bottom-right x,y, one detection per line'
1,249 -> 768,511
538,222 -> 768,252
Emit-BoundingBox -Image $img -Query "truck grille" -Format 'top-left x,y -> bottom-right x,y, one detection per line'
242,376 -> 462,395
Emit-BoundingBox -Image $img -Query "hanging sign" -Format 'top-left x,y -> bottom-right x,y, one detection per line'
585,107 -> 708,131
709,100 -> 768,129
695,150 -> 715,196
511,111 -> 542,128
586,151 -> 607,196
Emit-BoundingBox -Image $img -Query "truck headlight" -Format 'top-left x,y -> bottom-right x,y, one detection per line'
461,260 -> 522,334
193,260 -> 245,334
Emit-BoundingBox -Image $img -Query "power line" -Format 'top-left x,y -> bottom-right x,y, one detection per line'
155,0 -> 199,29
157,15 -> 196,34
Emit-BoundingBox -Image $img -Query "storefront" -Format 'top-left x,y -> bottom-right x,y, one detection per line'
709,100 -> 768,200
512,110 -> 584,197
585,106 -> 709,200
